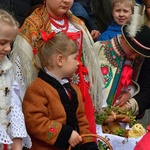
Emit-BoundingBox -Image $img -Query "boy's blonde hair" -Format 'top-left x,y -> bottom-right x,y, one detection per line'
111,0 -> 136,12
39,32 -> 78,68
0,9 -> 19,29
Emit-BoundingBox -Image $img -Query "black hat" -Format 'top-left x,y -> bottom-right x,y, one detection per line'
122,25 -> 150,57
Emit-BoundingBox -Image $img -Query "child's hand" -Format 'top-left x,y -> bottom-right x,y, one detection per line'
114,91 -> 131,107
91,30 -> 100,40
118,116 -> 130,123
68,130 -> 82,147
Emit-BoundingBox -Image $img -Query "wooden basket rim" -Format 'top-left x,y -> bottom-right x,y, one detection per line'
68,133 -> 113,150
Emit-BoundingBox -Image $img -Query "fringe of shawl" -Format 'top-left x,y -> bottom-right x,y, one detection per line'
70,15 -> 104,113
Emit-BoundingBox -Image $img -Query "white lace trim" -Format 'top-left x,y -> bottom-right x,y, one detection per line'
0,124 -> 12,144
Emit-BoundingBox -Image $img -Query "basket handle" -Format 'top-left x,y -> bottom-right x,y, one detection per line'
68,133 -> 113,150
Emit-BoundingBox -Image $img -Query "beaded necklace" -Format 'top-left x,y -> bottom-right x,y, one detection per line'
49,13 -> 69,33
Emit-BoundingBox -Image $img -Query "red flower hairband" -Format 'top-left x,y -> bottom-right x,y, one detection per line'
32,31 -> 55,55
41,30 -> 55,42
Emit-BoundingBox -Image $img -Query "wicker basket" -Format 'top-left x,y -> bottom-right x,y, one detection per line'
68,133 -> 113,150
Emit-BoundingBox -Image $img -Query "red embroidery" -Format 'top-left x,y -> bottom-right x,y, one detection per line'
33,47 -> 37,54
101,66 -> 109,75
49,127 -> 56,133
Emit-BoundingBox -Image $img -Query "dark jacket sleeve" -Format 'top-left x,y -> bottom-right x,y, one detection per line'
78,0 -> 98,30
134,58 -> 150,116
73,0 -> 98,31
91,0 -> 112,32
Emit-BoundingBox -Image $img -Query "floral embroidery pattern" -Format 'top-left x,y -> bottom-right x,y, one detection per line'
100,64 -> 113,88
102,39 -> 124,70
83,74 -> 89,83
47,122 -> 58,140
70,73 -> 80,84
49,127 -> 56,133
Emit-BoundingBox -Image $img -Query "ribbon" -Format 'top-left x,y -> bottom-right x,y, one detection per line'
75,60 -> 96,134
66,31 -> 96,134
65,32 -> 81,41
113,64 -> 133,105
41,30 -> 55,42
3,144 -> 8,150
120,64 -> 133,87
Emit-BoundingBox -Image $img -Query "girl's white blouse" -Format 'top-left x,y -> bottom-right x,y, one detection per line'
0,57 -> 31,148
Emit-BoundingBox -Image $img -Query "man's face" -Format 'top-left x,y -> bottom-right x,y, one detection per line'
120,36 -> 139,60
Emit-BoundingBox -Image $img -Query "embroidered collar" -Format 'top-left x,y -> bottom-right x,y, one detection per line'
111,35 -> 125,57
102,36 -> 125,68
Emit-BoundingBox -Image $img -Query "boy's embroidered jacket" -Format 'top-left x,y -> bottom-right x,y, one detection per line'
93,36 -> 143,106
22,70 -> 94,150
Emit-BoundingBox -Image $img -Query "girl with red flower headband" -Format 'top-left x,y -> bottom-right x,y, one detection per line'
10,0 -> 104,137
23,32 -> 99,150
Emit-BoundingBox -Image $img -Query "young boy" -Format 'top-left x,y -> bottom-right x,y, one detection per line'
97,0 -> 135,41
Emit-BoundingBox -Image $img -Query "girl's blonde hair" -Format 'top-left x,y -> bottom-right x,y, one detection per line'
39,32 -> 78,68
111,0 -> 136,12
0,9 -> 19,29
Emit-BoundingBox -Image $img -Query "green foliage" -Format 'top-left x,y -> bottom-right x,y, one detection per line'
95,106 -> 137,127
97,140 -> 110,150
114,128 -> 126,137
95,107 -> 112,125
95,111 -> 108,125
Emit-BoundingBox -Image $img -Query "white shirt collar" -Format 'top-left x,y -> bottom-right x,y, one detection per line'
44,67 -> 69,85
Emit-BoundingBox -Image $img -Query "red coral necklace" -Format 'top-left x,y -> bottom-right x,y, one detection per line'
49,13 -> 69,32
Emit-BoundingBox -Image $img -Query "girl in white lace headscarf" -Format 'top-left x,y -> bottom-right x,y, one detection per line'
0,9 -> 31,150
